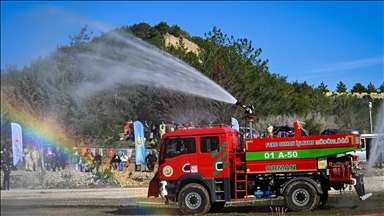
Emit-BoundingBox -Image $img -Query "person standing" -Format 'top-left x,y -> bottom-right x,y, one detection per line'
267,123 -> 274,138
2,163 -> 10,190
159,121 -> 166,138
144,121 -> 150,140
50,153 -> 58,172
93,151 -> 102,173
1,147 -> 9,168
31,146 -> 40,172
8,148 -> 16,171
83,148 -> 94,172
44,152 -> 52,171
23,146 -> 33,171
170,121 -> 175,132
145,150 -> 157,172
151,122 -> 159,139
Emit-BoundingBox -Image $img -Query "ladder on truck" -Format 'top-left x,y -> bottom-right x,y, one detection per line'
233,151 -> 248,201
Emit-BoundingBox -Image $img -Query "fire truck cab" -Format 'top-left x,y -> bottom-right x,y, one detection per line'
157,126 -> 236,213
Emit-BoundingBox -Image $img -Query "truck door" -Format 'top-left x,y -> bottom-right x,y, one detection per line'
159,137 -> 197,180
198,136 -> 227,179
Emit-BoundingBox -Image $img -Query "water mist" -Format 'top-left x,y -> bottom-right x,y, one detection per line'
72,30 -> 237,105
366,100 -> 384,173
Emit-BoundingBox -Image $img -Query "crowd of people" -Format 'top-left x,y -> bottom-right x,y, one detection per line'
121,120 -> 197,142
77,148 -> 103,173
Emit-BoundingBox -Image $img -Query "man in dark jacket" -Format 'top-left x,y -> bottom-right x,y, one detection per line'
111,153 -> 121,172
2,163 -> 10,190
93,151 -> 102,173
145,150 -> 157,172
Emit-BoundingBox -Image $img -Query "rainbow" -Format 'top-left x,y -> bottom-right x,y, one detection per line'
1,94 -> 164,210
1,96 -> 74,154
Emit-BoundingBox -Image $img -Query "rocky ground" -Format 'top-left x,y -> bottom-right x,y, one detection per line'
1,162 -> 383,190
0,162 -> 157,190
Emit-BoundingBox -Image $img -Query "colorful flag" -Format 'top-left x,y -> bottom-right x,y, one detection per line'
118,149 -> 124,157
134,120 -> 146,165
108,149 -> 114,158
127,149 -> 133,158
90,148 -> 96,156
11,123 -> 23,167
98,148 -> 103,156
81,148 -> 87,156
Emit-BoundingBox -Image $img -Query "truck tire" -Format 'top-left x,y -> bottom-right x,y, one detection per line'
178,183 -> 211,215
284,181 -> 320,211
209,202 -> 225,213
318,189 -> 328,208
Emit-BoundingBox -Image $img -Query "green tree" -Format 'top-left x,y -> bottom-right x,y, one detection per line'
317,82 -> 329,92
335,81 -> 347,92
366,82 -> 377,93
129,22 -> 151,39
169,25 -> 182,37
154,21 -> 170,34
68,25 -> 93,51
379,82 -> 384,93
351,83 -> 367,93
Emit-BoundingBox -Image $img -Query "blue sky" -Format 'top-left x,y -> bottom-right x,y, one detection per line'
1,1 -> 383,91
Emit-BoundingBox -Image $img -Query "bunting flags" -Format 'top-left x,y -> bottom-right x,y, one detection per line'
90,148 -> 96,155
108,149 -> 115,158
127,149 -> 133,158
11,123 -> 23,167
118,149 -> 124,157
134,120 -> 146,165
81,148 -> 87,156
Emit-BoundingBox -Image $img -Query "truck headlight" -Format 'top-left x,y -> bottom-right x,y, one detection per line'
317,157 -> 327,169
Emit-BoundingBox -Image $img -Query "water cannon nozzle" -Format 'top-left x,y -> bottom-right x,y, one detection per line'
235,101 -> 243,106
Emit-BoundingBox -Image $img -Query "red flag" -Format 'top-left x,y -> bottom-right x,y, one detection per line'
108,149 -> 115,158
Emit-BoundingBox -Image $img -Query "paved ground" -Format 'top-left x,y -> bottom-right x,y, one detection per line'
1,176 -> 383,215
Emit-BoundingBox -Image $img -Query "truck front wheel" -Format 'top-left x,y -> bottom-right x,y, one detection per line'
284,181 -> 320,211
178,183 -> 211,215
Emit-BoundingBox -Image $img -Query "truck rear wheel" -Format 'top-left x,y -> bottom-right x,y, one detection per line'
284,181 -> 320,211
178,183 -> 211,215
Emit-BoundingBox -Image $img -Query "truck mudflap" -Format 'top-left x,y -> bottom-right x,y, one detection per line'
148,171 -> 160,198
353,175 -> 372,200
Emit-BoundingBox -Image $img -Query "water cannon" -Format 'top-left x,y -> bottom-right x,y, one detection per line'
236,101 -> 256,137
236,101 -> 255,115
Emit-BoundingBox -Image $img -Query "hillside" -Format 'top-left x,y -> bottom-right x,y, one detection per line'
164,32 -> 200,55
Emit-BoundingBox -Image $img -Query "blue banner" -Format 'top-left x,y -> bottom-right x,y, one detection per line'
134,121 -> 146,165
11,123 -> 23,167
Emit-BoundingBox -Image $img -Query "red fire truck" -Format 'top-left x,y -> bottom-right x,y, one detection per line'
148,102 -> 371,214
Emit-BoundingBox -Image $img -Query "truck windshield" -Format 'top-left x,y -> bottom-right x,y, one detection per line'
163,137 -> 196,159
